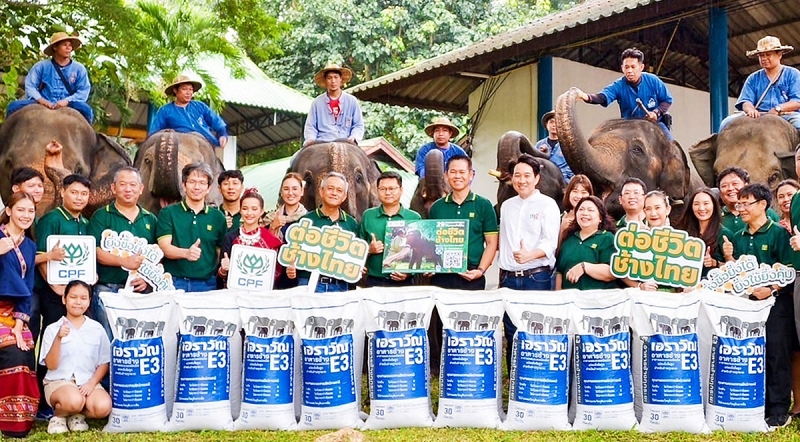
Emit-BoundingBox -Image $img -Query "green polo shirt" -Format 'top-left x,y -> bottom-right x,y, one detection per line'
156,201 -> 227,280
298,207 -> 360,280
732,219 -> 793,267
217,207 -> 242,233
35,206 -> 89,290
359,205 -> 421,278
88,202 -> 158,285
429,191 -> 498,268
790,192 -> 800,268
556,230 -> 616,290
721,205 -> 780,233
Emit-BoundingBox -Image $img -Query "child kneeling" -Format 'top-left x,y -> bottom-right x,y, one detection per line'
40,280 -> 111,434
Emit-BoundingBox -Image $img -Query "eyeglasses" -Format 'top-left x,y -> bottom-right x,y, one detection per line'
377,186 -> 400,192
734,200 -> 762,210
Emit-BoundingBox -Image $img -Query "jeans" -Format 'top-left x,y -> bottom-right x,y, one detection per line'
765,286 -> 796,418
172,276 -> 218,293
500,269 -> 553,372
6,99 -> 94,124
297,277 -> 350,293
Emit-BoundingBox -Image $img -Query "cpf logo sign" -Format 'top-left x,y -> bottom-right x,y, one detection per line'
228,245 -> 276,291
47,235 -> 96,284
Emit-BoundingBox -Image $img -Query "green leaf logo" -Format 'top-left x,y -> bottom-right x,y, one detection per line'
61,243 -> 89,267
237,253 -> 269,277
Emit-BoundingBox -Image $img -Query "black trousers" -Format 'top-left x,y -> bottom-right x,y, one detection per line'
766,286 -> 797,418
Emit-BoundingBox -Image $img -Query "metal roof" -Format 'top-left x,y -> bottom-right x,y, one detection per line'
350,0 -> 797,113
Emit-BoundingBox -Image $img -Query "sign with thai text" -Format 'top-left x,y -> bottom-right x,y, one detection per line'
382,219 -> 468,273
99,230 -> 174,291
47,235 -> 96,285
697,255 -> 795,296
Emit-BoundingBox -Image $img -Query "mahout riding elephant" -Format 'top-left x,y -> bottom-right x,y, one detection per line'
491,130 -> 565,215
290,140 -> 381,222
410,149 -> 449,218
134,130 -> 225,214
690,115 -> 800,189
0,106 -> 132,217
555,87 -> 703,220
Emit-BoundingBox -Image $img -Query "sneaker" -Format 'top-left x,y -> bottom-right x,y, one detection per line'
67,414 -> 89,432
47,416 -> 68,434
767,414 -> 792,429
36,408 -> 55,421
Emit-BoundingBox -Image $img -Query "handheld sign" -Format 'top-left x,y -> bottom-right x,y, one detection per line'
99,230 -> 174,291
381,219 -> 469,273
47,235 -> 96,284
610,223 -> 705,289
227,244 -> 277,291
277,218 -> 368,283
697,255 -> 795,297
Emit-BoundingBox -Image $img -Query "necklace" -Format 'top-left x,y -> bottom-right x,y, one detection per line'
238,227 -> 262,247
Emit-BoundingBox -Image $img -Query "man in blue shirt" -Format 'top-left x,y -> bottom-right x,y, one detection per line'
149,75 -> 228,149
414,116 -> 467,178
303,63 -> 365,147
6,32 -> 93,123
535,110 -> 574,183
719,36 -> 800,131
575,47 -> 673,139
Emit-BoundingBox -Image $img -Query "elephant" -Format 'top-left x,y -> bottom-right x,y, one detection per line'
690,115 -> 800,190
304,316 -> 328,338
183,315 -> 209,335
136,321 -> 158,338
327,318 -> 344,336
742,320 -> 765,337
488,316 -> 501,330
548,317 -> 570,334
290,140 -> 381,222
555,87 -> 704,220
405,230 -> 442,270
649,313 -> 673,335
401,312 -> 424,330
471,314 -> 490,330
491,130 -> 566,215
377,310 -> 402,330
342,319 -> 355,334
581,315 -> 605,337
268,319 -> 293,337
115,317 -> 138,340
671,317 -> 696,334
247,316 -> 271,337
0,105 -> 133,218
719,315 -> 743,339
521,311 -> 546,334
448,311 -> 473,331
410,149 -> 449,218
134,130 -> 225,214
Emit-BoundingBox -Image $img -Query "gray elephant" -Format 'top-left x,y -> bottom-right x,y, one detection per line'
291,141 -> 381,222
556,87 -> 704,220
410,149 -> 449,218
0,105 -> 133,218
115,317 -> 138,340
269,319 -> 293,337
134,130 -> 225,214
548,317 -> 570,334
377,310 -> 402,331
488,316 -> 501,330
581,315 -> 605,337
327,318 -> 344,336
136,321 -> 158,338
304,316 -> 328,338
604,316 -> 626,335
671,318 -> 696,334
448,311 -> 473,331
471,314 -> 490,331
742,320 -> 765,338
492,130 -> 566,215
650,313 -> 673,335
401,312 -> 424,330
720,315 -> 743,338
690,115 -> 800,189
521,311 -> 546,334
183,315 -> 209,336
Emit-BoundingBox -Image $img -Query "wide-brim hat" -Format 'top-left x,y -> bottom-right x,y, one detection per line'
44,32 -> 82,56
313,63 -> 354,88
424,117 -> 460,138
165,75 -> 203,96
541,110 -> 556,127
746,36 -> 793,57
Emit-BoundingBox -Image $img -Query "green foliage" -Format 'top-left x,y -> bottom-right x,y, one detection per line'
210,0 -> 286,64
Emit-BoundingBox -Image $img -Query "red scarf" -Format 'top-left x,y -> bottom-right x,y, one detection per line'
329,97 -> 340,121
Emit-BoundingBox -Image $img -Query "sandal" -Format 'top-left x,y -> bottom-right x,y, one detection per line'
67,414 -> 89,432
47,416 -> 68,434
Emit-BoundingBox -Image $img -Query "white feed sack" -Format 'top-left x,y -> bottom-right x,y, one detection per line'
570,289 -> 637,431
361,286 -> 436,430
234,290 -> 299,431
629,290 -> 708,433
100,290 -> 178,433
433,289 -> 504,429
292,291 -> 365,430
699,289 -> 774,432
501,288 -> 576,431
167,290 -> 242,432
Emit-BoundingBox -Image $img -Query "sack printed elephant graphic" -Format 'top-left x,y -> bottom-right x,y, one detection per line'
719,315 -> 747,339
376,310 -> 402,331
183,315 -> 238,337
521,311 -> 570,335
446,311 -> 500,332
115,317 -> 166,341
580,315 -> 628,337
740,320 -> 766,337
304,316 -> 329,339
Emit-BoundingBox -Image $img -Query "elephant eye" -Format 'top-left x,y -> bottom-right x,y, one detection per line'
768,172 -> 781,185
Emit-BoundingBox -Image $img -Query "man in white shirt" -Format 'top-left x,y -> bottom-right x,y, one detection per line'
498,154 -> 560,367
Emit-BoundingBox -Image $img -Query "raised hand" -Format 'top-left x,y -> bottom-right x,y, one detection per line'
513,239 -> 530,264
722,235 -> 734,261
369,233 -> 384,254
186,239 -> 202,261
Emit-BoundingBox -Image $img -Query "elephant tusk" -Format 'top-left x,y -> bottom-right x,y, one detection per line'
488,169 -> 502,178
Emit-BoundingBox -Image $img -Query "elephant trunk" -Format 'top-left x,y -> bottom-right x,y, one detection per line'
329,142 -> 359,216
423,149 -> 447,206
151,132 -> 182,203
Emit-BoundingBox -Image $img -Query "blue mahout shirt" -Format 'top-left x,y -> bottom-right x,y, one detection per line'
303,91 -> 365,144
24,58 -> 91,103
534,137 -> 574,183
149,101 -> 228,147
414,142 -> 467,177
736,66 -> 800,112
599,72 -> 673,119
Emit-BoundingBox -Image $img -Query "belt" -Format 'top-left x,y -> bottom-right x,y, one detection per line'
500,266 -> 551,278
318,276 -> 347,285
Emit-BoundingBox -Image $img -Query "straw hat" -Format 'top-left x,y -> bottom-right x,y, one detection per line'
424,117 -> 460,138
43,32 -> 82,57
313,63 -> 354,88
746,36 -> 793,57
541,110 -> 556,128
164,75 -> 202,96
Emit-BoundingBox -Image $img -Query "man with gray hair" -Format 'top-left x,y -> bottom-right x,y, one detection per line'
288,171 -> 359,292
157,163 -> 227,292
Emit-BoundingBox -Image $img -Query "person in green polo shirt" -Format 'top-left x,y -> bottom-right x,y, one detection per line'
359,171 -> 420,287
556,196 -> 618,290
217,169 -> 244,232
732,183 -> 795,429
157,163 -> 227,292
286,172 -> 359,293
615,177 -> 647,227
718,167 -> 780,233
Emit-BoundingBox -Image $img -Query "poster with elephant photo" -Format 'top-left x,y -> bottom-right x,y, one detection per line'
382,219 -> 468,273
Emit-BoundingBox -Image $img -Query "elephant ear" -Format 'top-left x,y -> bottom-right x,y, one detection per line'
689,134 -> 717,187
94,133 -> 133,169
776,149 -> 798,180
658,140 -> 691,201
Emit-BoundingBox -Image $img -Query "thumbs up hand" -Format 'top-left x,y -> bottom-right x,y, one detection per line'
286,258 -> 297,280
513,239 -> 530,264
58,318 -> 71,338
220,252 -> 230,272
791,226 -> 800,251
369,233 -> 384,254
48,239 -> 65,261
722,235 -> 734,261
186,239 -> 202,261
703,248 -> 715,267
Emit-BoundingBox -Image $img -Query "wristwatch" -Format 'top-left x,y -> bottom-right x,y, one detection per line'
776,105 -> 783,115
771,288 -> 779,297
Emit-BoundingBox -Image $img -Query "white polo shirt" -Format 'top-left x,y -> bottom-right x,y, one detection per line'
498,190 -> 560,271
40,316 -> 111,385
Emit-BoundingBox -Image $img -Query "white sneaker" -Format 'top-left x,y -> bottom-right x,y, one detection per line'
47,416 -> 68,434
67,413 -> 89,432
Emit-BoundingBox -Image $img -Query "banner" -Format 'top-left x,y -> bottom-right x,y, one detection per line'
99,230 -> 175,291
610,223 -> 705,288
47,235 -> 97,284
381,219 -> 468,274
227,245 -> 277,291
697,255 -> 795,297
277,219 -> 368,283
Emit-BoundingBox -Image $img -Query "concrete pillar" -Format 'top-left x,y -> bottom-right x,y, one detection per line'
709,7 -> 729,133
